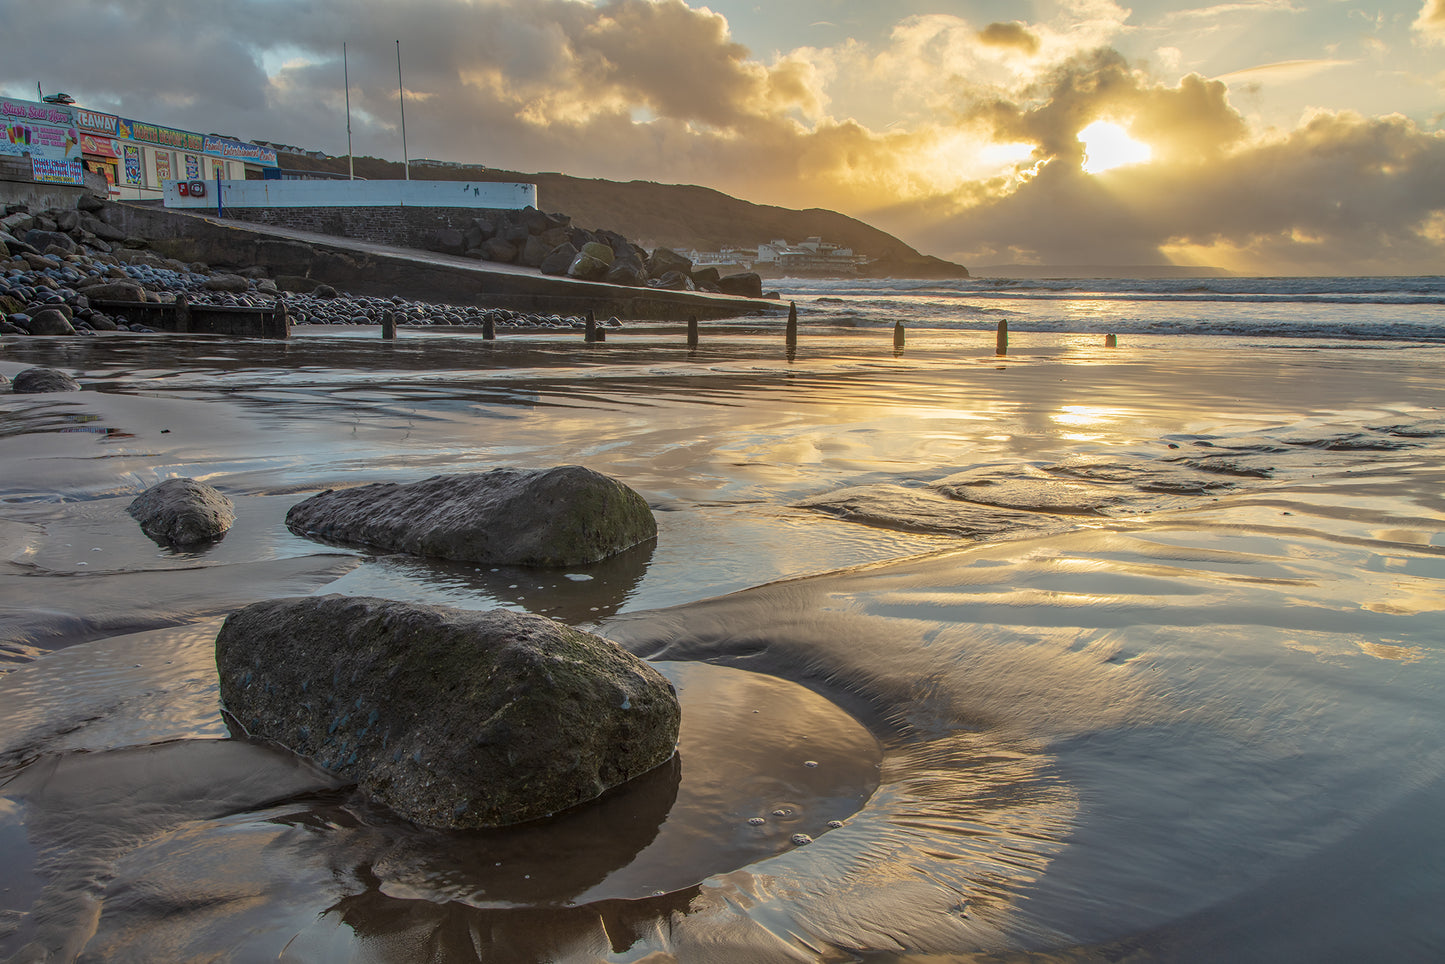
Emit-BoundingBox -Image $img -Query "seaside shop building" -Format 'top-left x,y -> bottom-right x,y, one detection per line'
4,95 -> 278,198
70,107 -> 279,198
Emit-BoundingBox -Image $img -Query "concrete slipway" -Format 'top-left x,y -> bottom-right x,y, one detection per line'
105,204 -> 784,323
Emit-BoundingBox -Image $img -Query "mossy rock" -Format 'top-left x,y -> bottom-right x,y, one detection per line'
216,596 -> 681,828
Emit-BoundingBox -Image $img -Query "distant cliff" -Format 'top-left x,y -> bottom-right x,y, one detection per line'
277,153 -> 969,280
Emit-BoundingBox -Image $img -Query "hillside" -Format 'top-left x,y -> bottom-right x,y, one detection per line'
277,153 -> 969,279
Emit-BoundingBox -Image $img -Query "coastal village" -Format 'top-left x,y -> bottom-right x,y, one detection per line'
4,93 -> 872,278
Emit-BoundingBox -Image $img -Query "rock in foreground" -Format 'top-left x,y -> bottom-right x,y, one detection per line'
11,368 -> 81,393
127,478 -> 236,547
286,465 -> 656,567
215,595 -> 681,828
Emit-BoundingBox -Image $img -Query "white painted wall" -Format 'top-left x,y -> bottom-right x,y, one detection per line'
163,178 -> 537,210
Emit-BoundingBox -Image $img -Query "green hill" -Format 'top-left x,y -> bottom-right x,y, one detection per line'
277,153 -> 969,279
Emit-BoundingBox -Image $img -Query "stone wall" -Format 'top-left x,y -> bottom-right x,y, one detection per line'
232,205 -> 509,250
1,158 -> 108,212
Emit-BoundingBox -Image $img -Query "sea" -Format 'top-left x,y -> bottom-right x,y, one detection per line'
1,272 -> 1443,962
786,274 -> 1445,341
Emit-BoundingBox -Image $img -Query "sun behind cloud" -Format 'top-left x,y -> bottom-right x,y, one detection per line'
1077,120 -> 1152,173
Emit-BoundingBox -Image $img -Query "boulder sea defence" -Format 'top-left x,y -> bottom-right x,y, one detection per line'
215,595 -> 682,828
285,465 -> 657,567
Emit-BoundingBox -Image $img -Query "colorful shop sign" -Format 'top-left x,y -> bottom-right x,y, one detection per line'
203,135 -> 278,167
73,108 -> 120,136
184,153 -> 200,178
1,97 -> 80,165
31,157 -> 84,185
2,97 -> 72,126
80,134 -> 121,158
117,117 -> 204,153
123,144 -> 142,185
154,151 -> 172,183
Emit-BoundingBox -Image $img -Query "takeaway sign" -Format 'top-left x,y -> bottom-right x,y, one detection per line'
73,108 -> 120,136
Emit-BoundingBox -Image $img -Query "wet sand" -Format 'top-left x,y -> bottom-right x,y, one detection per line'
2,326 -> 1444,961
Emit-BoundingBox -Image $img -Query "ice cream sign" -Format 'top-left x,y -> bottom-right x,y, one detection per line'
1,98 -> 80,162
2,97 -> 84,184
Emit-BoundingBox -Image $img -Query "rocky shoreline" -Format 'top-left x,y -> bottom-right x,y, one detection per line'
2,196 -> 769,338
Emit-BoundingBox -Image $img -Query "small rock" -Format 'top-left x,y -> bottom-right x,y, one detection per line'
12,368 -> 81,393
24,307 -> 76,336
127,478 -> 236,547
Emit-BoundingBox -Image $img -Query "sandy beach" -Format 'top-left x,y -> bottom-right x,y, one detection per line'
2,322 -> 1444,961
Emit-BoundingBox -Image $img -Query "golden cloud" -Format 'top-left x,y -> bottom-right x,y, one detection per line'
1416,0 -> 1445,44
977,22 -> 1042,56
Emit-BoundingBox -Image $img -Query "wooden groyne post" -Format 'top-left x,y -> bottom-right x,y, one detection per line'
893,321 -> 905,351
786,302 -> 798,349
381,310 -> 397,340
1105,333 -> 1117,347
995,320 -> 1008,356
483,313 -> 496,340
584,309 -> 598,343
174,293 -> 191,334
687,315 -> 699,349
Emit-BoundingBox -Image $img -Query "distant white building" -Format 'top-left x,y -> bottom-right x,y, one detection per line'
757,237 -> 864,275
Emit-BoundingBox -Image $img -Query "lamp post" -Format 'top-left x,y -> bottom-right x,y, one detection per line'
343,42 -> 354,181
397,40 -> 409,181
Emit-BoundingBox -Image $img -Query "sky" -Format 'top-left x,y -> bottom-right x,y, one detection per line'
4,0 -> 1443,274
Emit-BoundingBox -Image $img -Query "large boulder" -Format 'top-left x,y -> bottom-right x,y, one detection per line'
580,241 -> 615,267
426,228 -> 467,256
215,596 -> 682,828
646,247 -> 693,280
567,252 -> 610,281
202,273 -> 251,293
480,237 -> 518,263
23,229 -> 77,255
80,214 -> 128,243
76,280 -> 146,302
520,235 -> 552,268
286,465 -> 656,567
24,307 -> 75,335
604,262 -> 646,286
718,272 -> 765,299
12,368 -> 80,393
539,242 -> 579,276
127,478 -> 237,547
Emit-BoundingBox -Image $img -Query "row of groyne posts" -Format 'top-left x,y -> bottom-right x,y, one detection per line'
373,301 -> 1123,353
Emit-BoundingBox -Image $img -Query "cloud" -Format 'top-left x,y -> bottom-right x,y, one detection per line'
881,105 -> 1445,274
976,22 -> 1042,56
1215,59 -> 1356,87
1,0 -> 1440,275
1416,0 -> 1445,45
1160,0 -> 1303,23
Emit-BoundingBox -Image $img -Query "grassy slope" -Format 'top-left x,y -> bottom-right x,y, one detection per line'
278,153 -> 969,279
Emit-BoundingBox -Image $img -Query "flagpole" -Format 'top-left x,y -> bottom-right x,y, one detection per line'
397,40 -> 409,181
344,42 -> 354,181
